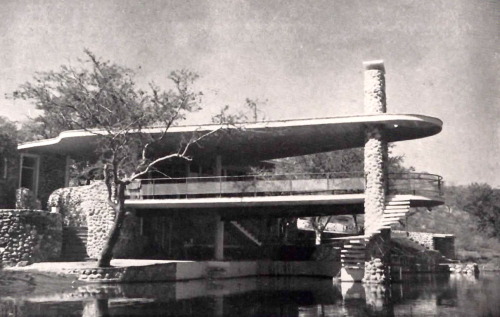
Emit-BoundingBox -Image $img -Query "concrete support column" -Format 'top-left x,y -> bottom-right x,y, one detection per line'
214,214 -> 224,260
64,156 -> 72,187
363,60 -> 390,284
215,155 -> 222,177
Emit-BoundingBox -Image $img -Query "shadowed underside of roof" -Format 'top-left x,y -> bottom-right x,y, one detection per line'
18,113 -> 442,165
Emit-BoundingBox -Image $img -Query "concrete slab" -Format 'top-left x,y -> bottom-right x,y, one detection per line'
5,259 -> 341,283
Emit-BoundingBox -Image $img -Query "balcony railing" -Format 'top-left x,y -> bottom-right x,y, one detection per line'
388,172 -> 443,198
126,172 -> 442,200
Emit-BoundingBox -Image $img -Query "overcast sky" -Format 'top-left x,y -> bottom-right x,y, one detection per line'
0,0 -> 498,187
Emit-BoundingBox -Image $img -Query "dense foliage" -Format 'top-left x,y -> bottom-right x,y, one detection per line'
270,144 -> 411,176
0,117 -> 19,208
446,183 -> 500,238
402,183 -> 500,267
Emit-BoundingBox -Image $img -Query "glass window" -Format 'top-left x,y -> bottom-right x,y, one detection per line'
19,155 -> 39,195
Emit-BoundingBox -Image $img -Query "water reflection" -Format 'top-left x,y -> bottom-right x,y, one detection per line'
2,273 -> 500,316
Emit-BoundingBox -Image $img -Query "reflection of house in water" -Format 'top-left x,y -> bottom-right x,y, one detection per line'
0,275 -> 466,316
4,61 -> 450,281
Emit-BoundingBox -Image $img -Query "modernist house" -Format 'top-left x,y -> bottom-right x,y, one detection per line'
11,61 -> 445,282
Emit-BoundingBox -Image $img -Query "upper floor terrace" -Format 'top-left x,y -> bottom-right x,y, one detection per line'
125,172 -> 444,214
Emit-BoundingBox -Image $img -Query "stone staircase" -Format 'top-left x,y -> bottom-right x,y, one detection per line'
341,237 -> 369,269
339,197 -> 411,270
61,226 -> 89,261
230,221 -> 263,247
380,197 -> 410,228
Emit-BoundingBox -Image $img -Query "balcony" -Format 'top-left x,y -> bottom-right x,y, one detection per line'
126,172 -> 443,200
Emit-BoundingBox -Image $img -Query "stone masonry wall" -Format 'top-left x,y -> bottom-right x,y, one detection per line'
363,228 -> 391,283
0,210 -> 62,266
393,230 -> 455,259
403,231 -> 435,250
48,182 -> 142,259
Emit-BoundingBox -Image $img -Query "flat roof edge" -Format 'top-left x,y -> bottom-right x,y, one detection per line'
18,113 -> 442,152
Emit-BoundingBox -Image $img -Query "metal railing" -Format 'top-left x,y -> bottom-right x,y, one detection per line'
126,172 -> 442,200
388,172 -> 443,197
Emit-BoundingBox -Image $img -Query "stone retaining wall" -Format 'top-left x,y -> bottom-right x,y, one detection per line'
393,230 -> 455,259
0,209 -> 62,266
71,260 -> 341,283
48,182 -> 143,259
402,231 -> 435,249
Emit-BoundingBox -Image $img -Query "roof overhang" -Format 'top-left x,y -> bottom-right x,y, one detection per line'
18,113 -> 442,165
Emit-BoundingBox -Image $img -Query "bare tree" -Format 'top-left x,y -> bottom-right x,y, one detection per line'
13,50 -> 221,267
309,216 -> 332,245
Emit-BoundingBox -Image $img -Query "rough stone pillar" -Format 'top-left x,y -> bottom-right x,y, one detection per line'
363,60 -> 390,284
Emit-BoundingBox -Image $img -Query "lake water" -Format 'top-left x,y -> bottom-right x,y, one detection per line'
2,272 -> 500,316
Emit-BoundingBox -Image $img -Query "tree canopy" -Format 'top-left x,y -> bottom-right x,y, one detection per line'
0,116 -> 18,157
12,50 -> 206,177
0,117 -> 19,208
13,50 -> 201,140
453,183 -> 500,238
12,50 -> 212,266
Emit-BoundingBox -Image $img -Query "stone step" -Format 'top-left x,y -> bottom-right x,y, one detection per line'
384,208 -> 409,213
344,244 -> 365,250
382,219 -> 403,223
383,215 -> 406,219
383,216 -> 406,220
384,212 -> 407,216
384,210 -> 408,216
341,256 -> 363,260
382,220 -> 399,224
384,210 -> 409,214
385,204 -> 410,209
385,201 -> 410,206
341,257 -> 364,261
342,246 -> 364,251
341,254 -> 365,259
342,265 -> 365,270
347,238 -> 368,243
341,250 -> 364,255
331,235 -> 370,240
384,211 -> 408,216
383,215 -> 404,219
341,258 -> 364,263
344,243 -> 366,248
384,221 -> 398,226
341,261 -> 364,266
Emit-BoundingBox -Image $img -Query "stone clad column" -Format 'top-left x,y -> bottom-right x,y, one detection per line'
363,60 -> 390,284
363,60 -> 387,235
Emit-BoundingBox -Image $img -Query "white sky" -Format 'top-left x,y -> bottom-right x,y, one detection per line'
0,0 -> 498,187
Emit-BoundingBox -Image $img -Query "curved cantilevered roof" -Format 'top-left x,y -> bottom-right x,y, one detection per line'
18,113 -> 442,166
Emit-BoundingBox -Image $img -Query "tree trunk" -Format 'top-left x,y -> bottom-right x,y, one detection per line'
315,230 -> 321,245
97,183 -> 127,268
